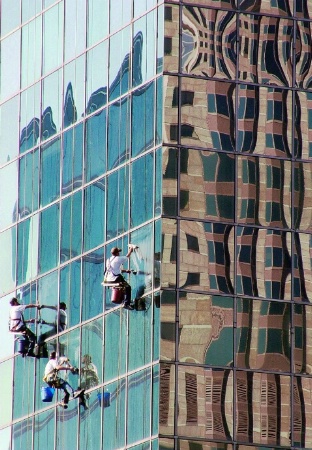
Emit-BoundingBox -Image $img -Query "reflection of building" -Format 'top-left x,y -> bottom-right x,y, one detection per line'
3,1 -> 312,449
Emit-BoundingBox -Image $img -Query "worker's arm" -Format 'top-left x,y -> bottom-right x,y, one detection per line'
125,246 -> 134,258
25,304 -> 41,310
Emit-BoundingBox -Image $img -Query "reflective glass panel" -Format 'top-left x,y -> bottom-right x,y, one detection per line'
127,368 -> 151,444
161,218 -> 177,289
0,161 -> 18,230
159,363 -> 175,435
60,190 -> 82,262
133,12 -> 156,87
106,167 -> 129,240
39,204 -> 59,274
81,319 -> 103,391
128,294 -> 152,371
19,149 -> 39,218
12,418 -> 33,450
82,248 -> 104,321
40,138 -> 61,207
86,41 -> 108,114
60,260 -> 82,327
21,16 -> 42,88
42,70 -> 62,140
108,96 -> 130,169
110,0 -> 131,33
83,179 -> 105,251
64,0 -> 86,63
104,310 -> 127,381
13,356 -> 35,420
131,82 -> 155,157
22,0 -> 41,23
1,0 -> 20,37
131,152 -> 154,227
20,83 -> 41,153
109,26 -> 131,101
62,123 -> 83,193
85,109 -> 107,181
43,3 -> 64,75
17,216 -> 38,285
0,358 -> 13,427
34,409 -> 55,450
63,56 -> 85,127
0,96 -> 19,165
87,0 -> 109,47
0,30 -> 21,102
102,379 -> 126,449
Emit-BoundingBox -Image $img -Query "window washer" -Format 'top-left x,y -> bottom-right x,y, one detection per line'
104,245 -> 136,309
9,297 -> 41,356
43,351 -> 87,410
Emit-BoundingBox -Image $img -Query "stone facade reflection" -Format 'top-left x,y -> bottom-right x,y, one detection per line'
161,0 -> 312,447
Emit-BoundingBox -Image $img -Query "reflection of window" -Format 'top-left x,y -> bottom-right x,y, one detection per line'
164,6 -> 172,21
180,190 -> 189,209
186,234 -> 199,252
160,364 -> 171,424
170,124 -> 195,140
172,87 -> 194,107
164,37 -> 172,55
185,373 -> 198,424
184,272 -> 200,286
161,322 -> 175,341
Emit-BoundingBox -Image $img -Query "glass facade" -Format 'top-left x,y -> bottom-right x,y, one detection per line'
2,0 -> 312,449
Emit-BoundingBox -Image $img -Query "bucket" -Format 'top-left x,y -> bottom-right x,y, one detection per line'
97,391 -> 111,407
111,287 -> 124,304
41,386 -> 55,402
17,336 -> 29,354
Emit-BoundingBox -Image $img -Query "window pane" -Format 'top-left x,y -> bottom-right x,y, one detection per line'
128,294 -> 152,371
104,310 -> 127,381
0,96 -> 19,165
64,56 -> 85,126
42,71 -> 62,139
64,0 -> 86,62
86,41 -> 108,114
127,368 -> 151,444
133,12 -> 156,86
82,248 -> 104,321
13,356 -> 35,420
83,180 -> 105,251
62,123 -> 83,193
131,153 -> 154,227
17,216 -> 38,285
102,379 -> 126,449
60,191 -> 82,262
39,204 -> 59,274
85,109 -> 107,181
0,359 -> 13,426
34,409 -> 55,450
20,83 -> 41,153
21,17 -> 42,88
40,138 -> 61,207
0,30 -> 21,102
131,81 -> 155,157
106,167 -> 129,240
60,260 -> 82,327
0,161 -> 18,230
87,0 -> 109,47
110,0 -> 131,34
1,0 -> 20,36
12,418 -> 33,449
43,4 -> 64,75
19,149 -> 39,219
109,27 -> 131,101
108,97 -> 130,170
81,319 -> 103,391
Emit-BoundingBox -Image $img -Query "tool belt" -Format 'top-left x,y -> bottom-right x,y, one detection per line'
43,370 -> 62,388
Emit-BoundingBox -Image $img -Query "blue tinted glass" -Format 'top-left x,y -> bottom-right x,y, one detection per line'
127,368 -> 151,444
61,191 -> 82,262
20,83 -> 40,153
102,379 -> 126,449
40,138 -> 61,207
39,204 -> 59,274
131,152 -> 154,227
13,356 -> 35,420
108,97 -> 130,170
86,41 -> 108,114
85,110 -> 107,181
152,365 -> 159,434
60,260 -> 81,327
104,310 -> 127,381
62,124 -> 83,193
17,216 -> 38,285
83,179 -> 105,251
19,149 -> 39,217
132,82 -> 155,157
82,248 -> 104,321
109,27 -> 131,101
156,77 -> 163,145
81,319 -> 103,389
130,223 -> 154,298
0,96 -> 19,164
12,418 -> 33,449
106,167 -> 129,240
0,359 -> 13,426
128,295 -> 152,371
34,409 -> 55,450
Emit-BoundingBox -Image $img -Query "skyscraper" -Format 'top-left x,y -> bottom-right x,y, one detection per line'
2,0 -> 312,449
